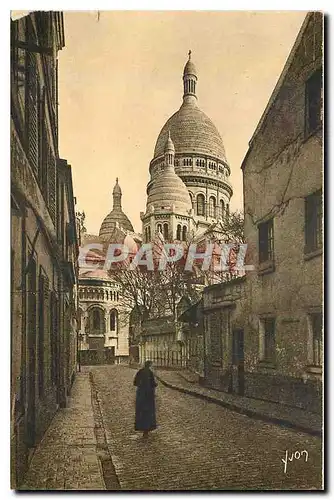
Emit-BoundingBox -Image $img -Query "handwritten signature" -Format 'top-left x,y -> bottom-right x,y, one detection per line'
281,449 -> 309,473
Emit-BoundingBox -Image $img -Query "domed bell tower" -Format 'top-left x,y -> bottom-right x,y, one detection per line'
183,50 -> 198,105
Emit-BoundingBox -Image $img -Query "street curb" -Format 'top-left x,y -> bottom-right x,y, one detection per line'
155,375 -> 322,438
89,372 -> 121,490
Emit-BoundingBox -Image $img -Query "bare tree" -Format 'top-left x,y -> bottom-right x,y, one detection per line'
107,212 -> 245,324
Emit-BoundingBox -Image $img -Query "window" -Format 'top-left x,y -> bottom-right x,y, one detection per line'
197,194 -> 205,216
145,226 -> 151,243
92,309 -> 101,330
220,200 -> 225,218
209,197 -> 216,218
310,313 -> 322,366
157,223 -> 162,234
163,223 -> 169,240
176,224 -> 181,240
305,190 -> 322,254
25,19 -> 40,175
261,318 -> 276,362
182,226 -> 187,241
258,219 -> 274,263
110,310 -> 117,332
305,68 -> 322,136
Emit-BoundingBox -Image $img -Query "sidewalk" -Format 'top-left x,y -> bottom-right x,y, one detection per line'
156,369 -> 322,437
19,371 -> 106,491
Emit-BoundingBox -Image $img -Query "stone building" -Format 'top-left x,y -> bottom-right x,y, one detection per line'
138,53 -> 234,367
11,12 -> 79,486
203,12 -> 323,413
77,179 -> 140,364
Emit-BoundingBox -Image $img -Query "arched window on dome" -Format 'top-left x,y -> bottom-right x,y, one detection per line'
220,199 -> 225,218
148,226 -> 151,242
144,227 -> 148,242
197,194 -> 205,216
176,224 -> 181,241
157,223 -> 162,234
110,309 -> 118,333
163,223 -> 169,241
209,196 -> 216,218
182,226 -> 187,241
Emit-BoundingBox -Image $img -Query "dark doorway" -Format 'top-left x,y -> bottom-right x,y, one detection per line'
232,329 -> 244,396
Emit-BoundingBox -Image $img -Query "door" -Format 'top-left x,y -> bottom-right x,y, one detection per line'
26,259 -> 37,447
232,329 -> 244,396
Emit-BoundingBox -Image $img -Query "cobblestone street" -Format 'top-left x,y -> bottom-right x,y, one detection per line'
93,365 -> 322,491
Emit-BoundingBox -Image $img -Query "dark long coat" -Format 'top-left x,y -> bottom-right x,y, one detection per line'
134,367 -> 157,431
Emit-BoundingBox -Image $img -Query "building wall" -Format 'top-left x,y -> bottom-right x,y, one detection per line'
11,12 -> 79,487
201,15 -> 322,414
241,12 -> 323,412
203,278 -> 247,391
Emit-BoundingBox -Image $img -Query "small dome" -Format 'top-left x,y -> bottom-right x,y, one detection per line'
99,211 -> 134,237
183,60 -> 197,77
113,177 -> 122,195
183,50 -> 197,77
146,167 -> 192,214
99,178 -> 134,237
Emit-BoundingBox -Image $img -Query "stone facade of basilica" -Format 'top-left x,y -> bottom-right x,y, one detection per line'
78,53 -> 234,368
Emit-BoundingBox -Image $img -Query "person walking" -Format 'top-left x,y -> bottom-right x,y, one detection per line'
134,360 -> 157,438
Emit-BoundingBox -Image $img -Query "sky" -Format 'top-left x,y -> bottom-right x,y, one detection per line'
57,10 -> 307,235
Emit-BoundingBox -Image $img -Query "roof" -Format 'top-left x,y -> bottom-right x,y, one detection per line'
141,315 -> 176,335
204,275 -> 246,293
178,299 -> 203,323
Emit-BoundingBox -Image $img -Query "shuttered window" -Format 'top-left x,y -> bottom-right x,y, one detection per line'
25,19 -> 39,175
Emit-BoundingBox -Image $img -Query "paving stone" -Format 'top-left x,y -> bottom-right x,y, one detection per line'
19,372 -> 105,491
92,365 -> 323,491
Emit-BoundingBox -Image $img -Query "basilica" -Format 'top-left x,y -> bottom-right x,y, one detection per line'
78,52 -> 233,365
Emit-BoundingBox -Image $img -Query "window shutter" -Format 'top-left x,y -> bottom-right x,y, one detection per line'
26,49 -> 39,175
48,152 -> 57,224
